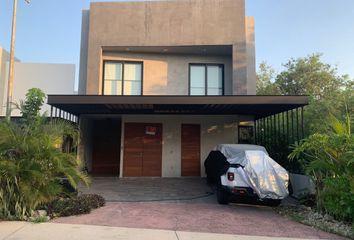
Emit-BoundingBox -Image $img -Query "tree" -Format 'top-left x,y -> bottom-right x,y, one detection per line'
257,54 -> 348,98
256,62 -> 280,95
257,54 -> 354,135
19,88 -> 46,124
275,54 -> 347,99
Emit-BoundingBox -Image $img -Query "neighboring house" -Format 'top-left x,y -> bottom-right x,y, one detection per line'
47,0 -> 308,178
0,47 -> 75,116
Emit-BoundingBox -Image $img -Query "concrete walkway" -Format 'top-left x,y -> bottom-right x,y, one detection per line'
0,222 -> 328,240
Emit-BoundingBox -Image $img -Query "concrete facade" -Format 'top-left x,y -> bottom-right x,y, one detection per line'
102,52 -> 233,95
78,10 -> 90,95
80,114 -> 253,178
0,47 -> 76,116
80,0 -> 256,95
76,0 -> 257,177
121,115 -> 253,178
246,17 -> 257,95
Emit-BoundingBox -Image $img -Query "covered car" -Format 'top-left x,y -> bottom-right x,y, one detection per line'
204,144 -> 289,205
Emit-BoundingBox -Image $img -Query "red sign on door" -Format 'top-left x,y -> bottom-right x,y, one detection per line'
145,126 -> 157,135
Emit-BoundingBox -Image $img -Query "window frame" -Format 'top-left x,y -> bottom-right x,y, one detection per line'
188,63 -> 225,96
102,60 -> 144,96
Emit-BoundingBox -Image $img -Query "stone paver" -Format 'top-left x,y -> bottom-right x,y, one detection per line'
54,202 -> 346,239
79,177 -> 213,202
54,178 -> 346,240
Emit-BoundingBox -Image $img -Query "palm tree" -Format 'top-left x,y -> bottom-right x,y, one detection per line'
0,88 -> 89,219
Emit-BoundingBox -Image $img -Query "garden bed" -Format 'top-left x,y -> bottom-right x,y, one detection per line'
43,194 -> 106,219
276,205 -> 353,239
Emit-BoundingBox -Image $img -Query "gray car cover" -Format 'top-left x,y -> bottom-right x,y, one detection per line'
216,144 -> 289,199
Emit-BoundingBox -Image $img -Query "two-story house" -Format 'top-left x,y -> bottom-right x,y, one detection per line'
48,0 -> 308,178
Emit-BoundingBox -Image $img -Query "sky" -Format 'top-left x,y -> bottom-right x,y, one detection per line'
0,0 -> 353,89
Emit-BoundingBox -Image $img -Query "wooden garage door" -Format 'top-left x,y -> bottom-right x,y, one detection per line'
181,124 -> 201,176
123,123 -> 162,177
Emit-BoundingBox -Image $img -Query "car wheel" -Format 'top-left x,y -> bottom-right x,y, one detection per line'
216,184 -> 229,205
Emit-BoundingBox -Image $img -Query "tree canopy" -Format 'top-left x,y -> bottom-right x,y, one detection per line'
256,53 -> 353,135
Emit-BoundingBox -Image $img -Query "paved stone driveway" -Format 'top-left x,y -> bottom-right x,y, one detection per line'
79,177 -> 214,202
54,178 -> 346,239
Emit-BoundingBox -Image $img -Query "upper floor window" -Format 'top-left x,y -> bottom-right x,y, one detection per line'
103,61 -> 143,95
189,64 -> 224,96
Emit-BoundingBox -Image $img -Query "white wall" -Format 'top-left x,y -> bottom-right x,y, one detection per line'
0,49 -> 8,115
0,62 -> 75,116
121,114 -> 254,177
0,47 -> 19,116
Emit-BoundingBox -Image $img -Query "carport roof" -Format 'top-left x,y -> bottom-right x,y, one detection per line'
47,95 -> 308,120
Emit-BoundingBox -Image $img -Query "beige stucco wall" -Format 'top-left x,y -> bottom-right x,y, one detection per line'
84,0 -> 254,95
102,52 -> 233,95
121,115 -> 253,177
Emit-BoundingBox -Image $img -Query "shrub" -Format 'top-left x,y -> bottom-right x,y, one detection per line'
319,177 -> 354,222
46,194 -> 105,217
0,88 -> 89,220
289,111 -> 354,223
78,194 -> 105,209
48,197 -> 91,217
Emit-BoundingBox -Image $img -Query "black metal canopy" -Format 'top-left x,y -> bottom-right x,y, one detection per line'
47,95 -> 308,120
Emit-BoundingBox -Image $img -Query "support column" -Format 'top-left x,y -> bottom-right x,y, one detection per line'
254,119 -> 257,144
232,44 -> 248,95
286,111 -> 289,145
301,107 -> 305,139
291,110 -> 294,144
296,108 -> 299,142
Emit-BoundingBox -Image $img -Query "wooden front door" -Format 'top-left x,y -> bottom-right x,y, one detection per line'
92,119 -> 121,175
181,124 -> 201,176
123,123 -> 162,177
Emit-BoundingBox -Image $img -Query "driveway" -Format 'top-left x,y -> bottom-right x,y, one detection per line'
77,177 -> 214,202
53,178 -> 345,239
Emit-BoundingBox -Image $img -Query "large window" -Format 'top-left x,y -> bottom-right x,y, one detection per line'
189,64 -> 224,95
103,61 -> 143,95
